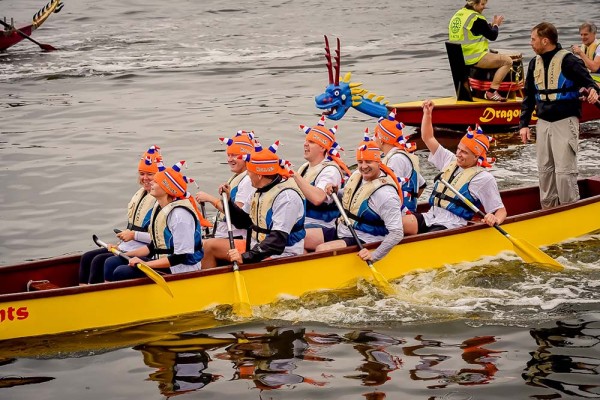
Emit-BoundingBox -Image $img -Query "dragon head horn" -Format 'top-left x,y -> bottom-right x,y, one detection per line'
334,37 -> 341,86
324,35 -> 334,85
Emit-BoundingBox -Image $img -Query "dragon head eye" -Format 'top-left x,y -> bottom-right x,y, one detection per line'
334,90 -> 340,97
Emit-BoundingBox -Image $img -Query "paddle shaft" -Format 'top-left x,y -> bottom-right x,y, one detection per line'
439,178 -> 512,236
199,202 -> 211,237
331,192 -> 374,267
221,192 -> 241,271
93,235 -> 145,266
0,20 -> 56,51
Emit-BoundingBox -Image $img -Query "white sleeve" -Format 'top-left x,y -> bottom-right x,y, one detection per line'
134,231 -> 151,243
167,207 -> 197,254
369,186 -> 404,261
234,175 -> 256,207
469,172 -> 505,214
387,153 -> 412,180
270,190 -> 304,233
314,165 -> 343,204
428,145 -> 456,172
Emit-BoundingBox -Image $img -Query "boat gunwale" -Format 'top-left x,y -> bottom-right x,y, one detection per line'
2,177 -> 600,303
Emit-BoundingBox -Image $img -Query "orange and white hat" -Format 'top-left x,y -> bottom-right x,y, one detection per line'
219,130 -> 256,155
154,161 -> 212,227
374,111 -> 417,152
241,141 -> 293,178
138,145 -> 162,173
460,124 -> 495,168
356,130 -> 403,199
299,116 -> 339,151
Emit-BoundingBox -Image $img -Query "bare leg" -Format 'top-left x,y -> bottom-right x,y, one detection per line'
304,228 -> 325,252
202,238 -> 233,269
315,239 -> 347,253
402,214 -> 419,236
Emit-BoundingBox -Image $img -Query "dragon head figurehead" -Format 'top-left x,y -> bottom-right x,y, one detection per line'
314,36 -> 390,121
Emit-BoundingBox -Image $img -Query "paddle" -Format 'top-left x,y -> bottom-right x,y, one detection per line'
221,192 -> 252,318
0,20 -> 57,51
330,192 -> 397,296
92,234 -> 174,297
199,202 -> 212,238
438,178 -> 564,271
579,87 -> 600,110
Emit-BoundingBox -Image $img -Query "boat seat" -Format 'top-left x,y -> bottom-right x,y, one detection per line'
27,280 -> 60,291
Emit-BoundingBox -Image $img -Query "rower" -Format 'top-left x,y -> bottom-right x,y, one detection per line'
373,111 -> 426,213
224,141 -> 306,265
402,100 -> 506,235
105,161 -> 206,281
78,145 -> 162,285
198,131 -> 257,268
315,135 -> 404,263
292,116 -> 351,251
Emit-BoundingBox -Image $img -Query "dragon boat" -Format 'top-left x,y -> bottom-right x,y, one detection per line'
1,176 -> 600,343
0,0 -> 63,51
314,37 -> 600,131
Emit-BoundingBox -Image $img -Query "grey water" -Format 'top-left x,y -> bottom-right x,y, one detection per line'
1,0 -> 600,398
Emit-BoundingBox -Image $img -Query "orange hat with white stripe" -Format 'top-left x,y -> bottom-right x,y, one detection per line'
460,124 -> 495,168
219,130 -> 256,155
138,145 -> 162,173
241,141 -> 292,178
374,111 -> 417,153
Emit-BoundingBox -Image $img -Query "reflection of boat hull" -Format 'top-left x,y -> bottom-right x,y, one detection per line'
389,97 -> 600,131
1,177 -> 600,342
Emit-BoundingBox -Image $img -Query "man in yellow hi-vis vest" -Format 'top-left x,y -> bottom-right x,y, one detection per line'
448,0 -> 513,101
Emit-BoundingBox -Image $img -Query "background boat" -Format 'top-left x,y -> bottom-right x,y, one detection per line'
1,0 -> 600,399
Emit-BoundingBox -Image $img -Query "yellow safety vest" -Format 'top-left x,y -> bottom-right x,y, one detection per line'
126,188 -> 155,231
448,8 -> 488,65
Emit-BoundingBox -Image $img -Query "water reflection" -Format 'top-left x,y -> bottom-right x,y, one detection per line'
134,332 -> 230,397
214,327 -> 328,391
0,359 -> 54,389
403,335 -> 501,389
523,319 -> 600,399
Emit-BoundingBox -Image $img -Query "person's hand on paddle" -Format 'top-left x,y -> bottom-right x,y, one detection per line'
324,183 -> 338,196
483,212 -> 501,227
218,184 -> 231,197
519,127 -> 532,144
128,256 -> 145,268
357,248 -> 373,262
227,248 -> 243,265
117,229 -> 135,242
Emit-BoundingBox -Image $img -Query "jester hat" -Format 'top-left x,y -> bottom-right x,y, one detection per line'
241,141 -> 292,178
219,130 -> 256,156
355,129 -> 403,197
138,145 -> 162,173
154,161 -> 212,227
374,111 -> 417,153
299,116 -> 339,151
459,124 -> 495,168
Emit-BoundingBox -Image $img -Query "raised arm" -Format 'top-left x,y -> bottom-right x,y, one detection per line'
420,100 -> 440,155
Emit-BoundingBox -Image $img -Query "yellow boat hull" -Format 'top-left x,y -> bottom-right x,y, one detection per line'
1,179 -> 600,341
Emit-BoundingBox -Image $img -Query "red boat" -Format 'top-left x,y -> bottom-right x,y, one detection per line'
0,0 -> 63,51
315,37 -> 600,131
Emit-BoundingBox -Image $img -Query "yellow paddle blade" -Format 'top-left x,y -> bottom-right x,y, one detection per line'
233,270 -> 252,318
368,263 -> 397,296
136,263 -> 174,297
508,236 -> 564,272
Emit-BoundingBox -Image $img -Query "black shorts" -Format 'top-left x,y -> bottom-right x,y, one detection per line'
320,227 -> 339,243
413,212 -> 448,234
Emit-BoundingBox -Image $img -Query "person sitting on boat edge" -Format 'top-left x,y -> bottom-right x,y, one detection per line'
224,141 -> 306,265
292,116 -> 351,251
571,22 -> 600,74
373,111 -> 426,213
448,0 -> 512,101
402,100 -> 506,235
314,136 -> 404,263
78,145 -> 161,285
198,130 -> 257,268
104,161 -> 207,281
